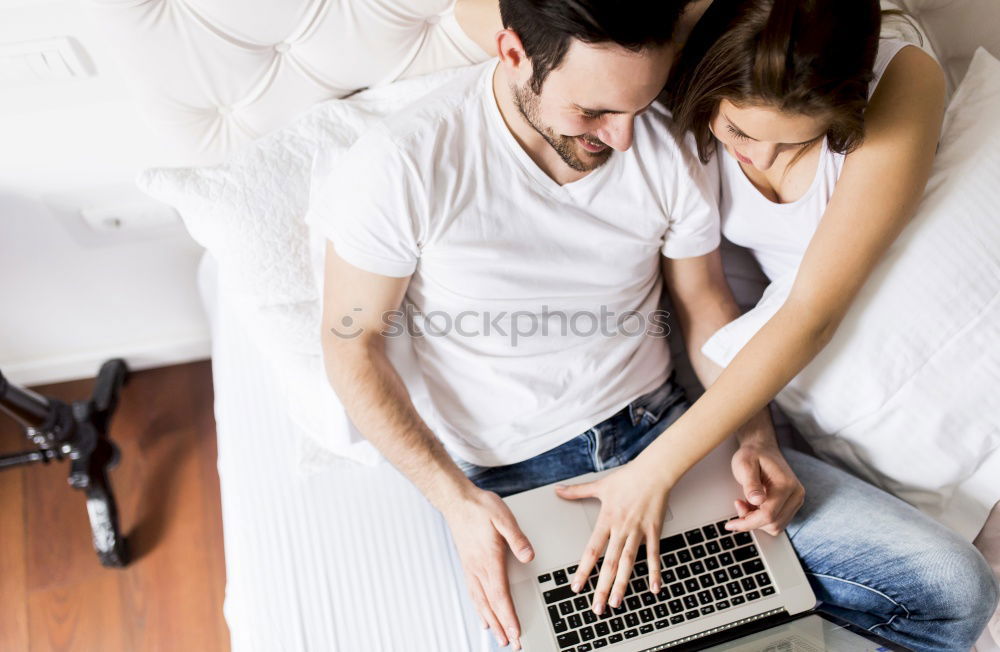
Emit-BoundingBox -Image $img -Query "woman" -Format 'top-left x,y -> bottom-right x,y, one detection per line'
557,1 -> 998,649
456,0 -> 998,649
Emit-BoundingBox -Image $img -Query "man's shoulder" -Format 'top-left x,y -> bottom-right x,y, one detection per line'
633,102 -> 690,158
373,61 -> 492,153
329,62 -> 492,202
628,102 -> 708,190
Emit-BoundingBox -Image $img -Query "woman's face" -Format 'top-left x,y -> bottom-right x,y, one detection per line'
709,99 -> 830,172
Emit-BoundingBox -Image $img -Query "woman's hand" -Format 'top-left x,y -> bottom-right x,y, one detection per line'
554,458 -> 675,615
726,441 -> 804,536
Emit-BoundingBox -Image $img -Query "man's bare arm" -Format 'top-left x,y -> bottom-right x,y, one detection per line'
320,242 -> 532,649
455,0 -> 502,56
320,243 -> 474,511
660,251 -> 772,445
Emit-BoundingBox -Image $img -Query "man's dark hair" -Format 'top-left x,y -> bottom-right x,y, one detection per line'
499,0 -> 685,93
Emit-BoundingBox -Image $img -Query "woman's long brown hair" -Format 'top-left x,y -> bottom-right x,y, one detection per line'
664,0 -> 882,164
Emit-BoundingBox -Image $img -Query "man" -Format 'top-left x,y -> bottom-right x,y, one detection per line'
309,1 -> 998,650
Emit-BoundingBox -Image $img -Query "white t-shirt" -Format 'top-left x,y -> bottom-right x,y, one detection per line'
719,39 -> 912,281
308,60 -> 720,466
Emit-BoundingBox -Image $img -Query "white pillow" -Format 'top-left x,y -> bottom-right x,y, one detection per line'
702,48 -> 1000,541
137,68 -> 467,467
879,1 -> 941,70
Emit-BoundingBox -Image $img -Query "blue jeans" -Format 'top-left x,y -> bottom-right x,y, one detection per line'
454,376 -> 999,652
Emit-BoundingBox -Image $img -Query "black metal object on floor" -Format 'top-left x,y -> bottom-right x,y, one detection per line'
0,359 -> 130,567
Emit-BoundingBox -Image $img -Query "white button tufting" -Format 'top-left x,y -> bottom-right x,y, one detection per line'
83,0 -> 493,165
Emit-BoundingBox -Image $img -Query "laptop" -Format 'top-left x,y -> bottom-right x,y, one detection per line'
503,435 -> 820,651
703,611 -> 907,651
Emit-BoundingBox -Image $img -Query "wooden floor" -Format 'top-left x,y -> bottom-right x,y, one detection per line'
0,361 -> 230,652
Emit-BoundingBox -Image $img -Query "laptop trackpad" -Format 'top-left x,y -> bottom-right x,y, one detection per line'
581,497 -> 674,531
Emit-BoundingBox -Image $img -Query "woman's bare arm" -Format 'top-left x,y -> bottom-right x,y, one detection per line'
454,0 -> 714,60
455,0 -> 501,56
639,45 -> 946,482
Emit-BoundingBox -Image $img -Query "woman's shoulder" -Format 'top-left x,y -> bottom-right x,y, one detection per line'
869,38 -> 938,98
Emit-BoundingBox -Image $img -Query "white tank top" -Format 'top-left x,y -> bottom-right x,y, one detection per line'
718,39 -> 911,281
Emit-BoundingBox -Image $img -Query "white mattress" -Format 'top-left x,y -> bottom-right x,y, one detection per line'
197,253 -> 489,652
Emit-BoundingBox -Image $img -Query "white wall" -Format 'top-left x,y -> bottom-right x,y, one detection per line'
0,192 -> 208,385
0,0 -> 209,386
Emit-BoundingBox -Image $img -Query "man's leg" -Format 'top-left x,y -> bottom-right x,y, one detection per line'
783,448 -> 1000,652
453,377 -> 690,651
454,375 -> 691,498
452,430 -> 598,498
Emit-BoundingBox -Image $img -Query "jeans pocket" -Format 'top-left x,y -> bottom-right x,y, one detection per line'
628,374 -> 686,427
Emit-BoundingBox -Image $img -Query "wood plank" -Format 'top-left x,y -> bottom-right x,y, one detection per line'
24,448 -> 101,594
117,362 -> 229,651
0,463 -> 30,651
26,569 -> 128,652
1,361 -> 229,652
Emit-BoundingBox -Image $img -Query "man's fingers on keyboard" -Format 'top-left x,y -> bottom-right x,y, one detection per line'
484,570 -> 521,649
469,575 -> 507,647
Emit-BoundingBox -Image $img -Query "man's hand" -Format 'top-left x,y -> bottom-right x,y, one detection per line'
443,489 -> 535,650
554,459 -> 674,616
725,441 -> 804,536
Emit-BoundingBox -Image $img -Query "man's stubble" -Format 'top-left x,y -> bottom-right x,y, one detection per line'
511,81 -> 612,173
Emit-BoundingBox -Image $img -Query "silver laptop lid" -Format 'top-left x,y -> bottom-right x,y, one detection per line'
503,437 -> 816,651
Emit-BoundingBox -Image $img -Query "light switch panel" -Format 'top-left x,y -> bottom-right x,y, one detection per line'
0,36 -> 93,85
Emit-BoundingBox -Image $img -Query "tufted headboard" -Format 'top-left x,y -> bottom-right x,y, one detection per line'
84,0 -> 489,167
86,0 -> 1000,167
896,0 -> 1000,95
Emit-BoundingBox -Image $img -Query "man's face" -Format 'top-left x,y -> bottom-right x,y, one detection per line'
511,39 -> 673,172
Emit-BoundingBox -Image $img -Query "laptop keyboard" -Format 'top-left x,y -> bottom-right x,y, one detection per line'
537,517 -> 775,651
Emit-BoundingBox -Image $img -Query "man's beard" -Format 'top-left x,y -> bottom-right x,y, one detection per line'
511,82 -> 612,173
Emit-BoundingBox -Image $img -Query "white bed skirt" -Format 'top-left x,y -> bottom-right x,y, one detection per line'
197,252 -> 490,652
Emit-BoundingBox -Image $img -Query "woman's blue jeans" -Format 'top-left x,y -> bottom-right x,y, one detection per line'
453,376 -> 999,652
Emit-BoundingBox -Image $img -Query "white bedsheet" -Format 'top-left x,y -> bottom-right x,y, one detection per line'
198,252 -> 489,652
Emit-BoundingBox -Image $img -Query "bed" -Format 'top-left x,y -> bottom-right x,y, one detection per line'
83,0 -> 1000,649
198,252 -> 491,651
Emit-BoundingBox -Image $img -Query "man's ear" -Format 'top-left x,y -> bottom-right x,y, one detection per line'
496,28 -> 532,84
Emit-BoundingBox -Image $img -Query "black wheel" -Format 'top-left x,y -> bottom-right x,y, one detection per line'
93,358 -> 129,414
105,442 -> 122,470
97,536 -> 130,568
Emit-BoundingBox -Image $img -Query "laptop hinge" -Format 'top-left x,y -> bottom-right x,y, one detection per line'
640,608 -> 790,651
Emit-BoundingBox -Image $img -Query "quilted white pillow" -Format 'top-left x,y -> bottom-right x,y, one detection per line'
137,69 -> 467,466
702,48 -> 1000,541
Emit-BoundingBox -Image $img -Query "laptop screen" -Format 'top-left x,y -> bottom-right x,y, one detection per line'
704,614 -> 895,651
